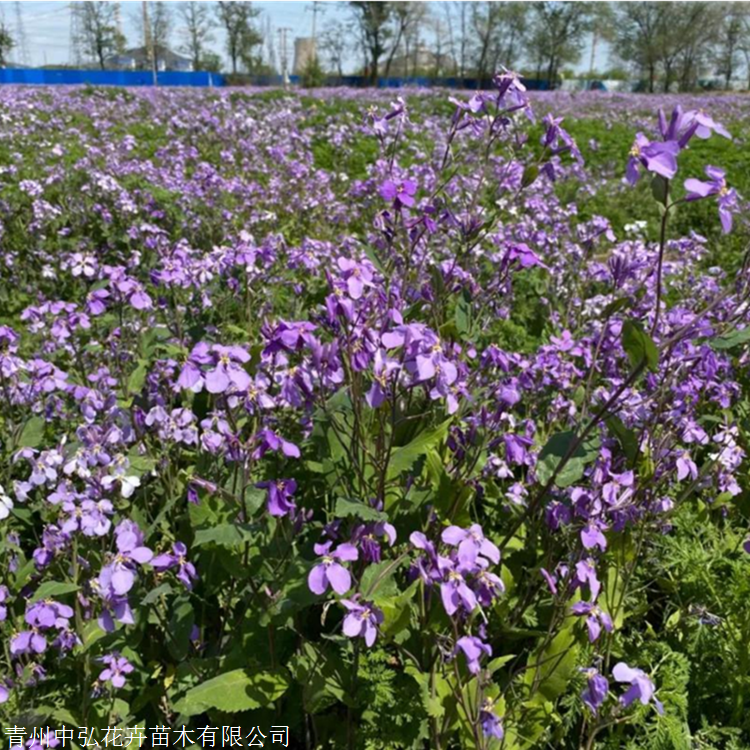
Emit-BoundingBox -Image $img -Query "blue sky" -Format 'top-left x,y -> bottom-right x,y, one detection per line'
6,1 -> 609,74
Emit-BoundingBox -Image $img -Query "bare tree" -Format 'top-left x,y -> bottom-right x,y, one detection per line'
349,1 -> 393,85
179,1 -> 215,71
527,1 -> 591,87
715,3 -> 747,88
320,21 -> 349,78
613,3 -> 670,92
383,3 -> 426,78
79,1 -> 125,69
216,1 -> 262,74
149,2 -> 172,70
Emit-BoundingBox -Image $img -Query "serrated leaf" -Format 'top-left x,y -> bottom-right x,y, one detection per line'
193,523 -> 257,548
334,497 -> 387,522
173,668 -> 289,716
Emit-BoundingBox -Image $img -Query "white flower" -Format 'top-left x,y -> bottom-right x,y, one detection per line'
0,485 -> 13,520
102,474 -> 141,499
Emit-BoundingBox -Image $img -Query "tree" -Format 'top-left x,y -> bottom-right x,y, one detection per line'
471,1 -> 528,80
612,2 -> 669,92
383,3 -> 426,78
320,21 -> 349,78
149,2 -> 173,70
349,1 -> 393,86
452,2 -> 469,78
527,2 -> 591,87
79,1 -> 124,69
179,1 -> 215,71
0,21 -> 14,67
715,3 -> 747,88
216,1 -> 262,74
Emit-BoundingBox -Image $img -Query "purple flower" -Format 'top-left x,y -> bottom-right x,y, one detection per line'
204,345 -> 251,394
98,652 -> 134,689
479,700 -> 504,739
581,667 -> 609,714
676,451 -> 698,482
684,165 -> 738,234
366,350 -> 399,409
252,429 -> 300,460
340,597 -> 383,647
10,629 -> 47,655
257,478 -> 297,517
455,636 -> 492,674
151,542 -> 198,590
0,585 -> 7,621
612,662 -> 664,714
626,133 -> 679,185
308,542 -> 358,595
439,558 -> 477,617
581,523 -> 607,551
441,524 -> 500,566
575,558 -> 601,600
26,600 -> 74,629
571,601 -> 613,642
379,179 -> 417,208
99,522 -> 153,595
685,110 -> 732,140
337,257 -> 375,300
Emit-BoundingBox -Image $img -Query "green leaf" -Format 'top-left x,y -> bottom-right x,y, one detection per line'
30,582 -> 79,603
388,418 -> 453,479
454,289 -> 472,336
521,164 -> 539,188
711,326 -> 750,351
193,523 -> 257,548
173,668 -> 290,716
334,497 -> 387,522
651,174 -> 668,205
127,360 -> 149,395
622,320 -> 658,372
18,416 -> 45,448
536,431 -> 600,488
167,598 -> 195,661
141,582 -> 174,605
360,559 -> 401,603
606,415 -> 639,464
523,628 -> 579,705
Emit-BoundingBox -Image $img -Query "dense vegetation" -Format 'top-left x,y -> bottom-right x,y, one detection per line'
0,82 -> 749,750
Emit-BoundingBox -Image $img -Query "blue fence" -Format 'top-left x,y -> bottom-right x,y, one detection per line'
0,69 -> 224,87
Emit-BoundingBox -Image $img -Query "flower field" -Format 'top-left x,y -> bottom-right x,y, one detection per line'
1,79 -> 750,749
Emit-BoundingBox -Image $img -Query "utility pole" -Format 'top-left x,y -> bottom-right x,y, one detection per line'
142,1 -> 157,86
69,2 -> 84,67
13,2 -> 29,67
589,27 -> 598,76
278,27 -> 290,88
113,2 -> 125,54
311,1 -> 321,41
